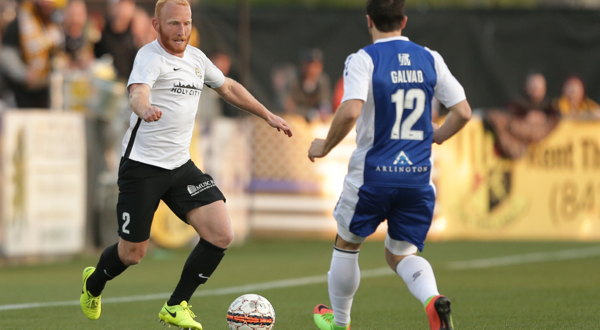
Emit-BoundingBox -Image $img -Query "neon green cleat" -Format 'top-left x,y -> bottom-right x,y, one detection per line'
158,301 -> 203,330
313,304 -> 351,330
80,266 -> 101,320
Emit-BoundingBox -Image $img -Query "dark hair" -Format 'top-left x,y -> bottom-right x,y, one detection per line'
366,0 -> 406,33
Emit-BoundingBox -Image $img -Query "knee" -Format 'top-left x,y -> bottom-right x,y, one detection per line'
212,229 -> 234,249
385,249 -> 412,271
119,246 -> 146,266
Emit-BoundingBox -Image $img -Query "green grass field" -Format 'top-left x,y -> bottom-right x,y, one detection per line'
1,239 -> 599,330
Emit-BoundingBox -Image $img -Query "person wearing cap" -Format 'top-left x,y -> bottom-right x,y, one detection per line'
0,0 -> 65,108
283,48 -> 332,121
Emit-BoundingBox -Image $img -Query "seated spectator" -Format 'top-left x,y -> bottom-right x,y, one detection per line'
94,0 -> 137,81
485,72 -> 560,159
554,75 -> 600,120
0,0 -> 65,108
131,8 -> 156,49
64,0 -> 95,69
198,50 -> 234,119
283,48 -> 332,122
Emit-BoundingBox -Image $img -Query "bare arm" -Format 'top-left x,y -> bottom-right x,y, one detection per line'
214,78 -> 292,137
128,83 -> 162,122
308,99 -> 364,162
433,99 -> 472,144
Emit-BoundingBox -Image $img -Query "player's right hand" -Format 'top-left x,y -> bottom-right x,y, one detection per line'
143,106 -> 162,122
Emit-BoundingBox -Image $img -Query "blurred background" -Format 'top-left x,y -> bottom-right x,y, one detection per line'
0,0 -> 599,259
1,1 -> 600,329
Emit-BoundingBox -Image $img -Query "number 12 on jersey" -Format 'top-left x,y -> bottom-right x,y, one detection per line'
391,88 -> 426,141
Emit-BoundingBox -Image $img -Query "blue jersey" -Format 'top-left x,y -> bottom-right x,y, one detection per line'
342,36 -> 465,188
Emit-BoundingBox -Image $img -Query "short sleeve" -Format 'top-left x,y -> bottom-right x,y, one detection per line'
428,49 -> 466,108
203,58 -> 225,89
341,50 -> 373,103
127,48 -> 162,89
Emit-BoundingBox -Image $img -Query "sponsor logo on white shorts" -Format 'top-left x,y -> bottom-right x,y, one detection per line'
187,180 -> 215,196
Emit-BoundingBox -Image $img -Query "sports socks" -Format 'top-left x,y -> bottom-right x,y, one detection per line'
167,238 -> 226,306
86,243 -> 129,297
328,247 -> 360,327
396,255 -> 439,305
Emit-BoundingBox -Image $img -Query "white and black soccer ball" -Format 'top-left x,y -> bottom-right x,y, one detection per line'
227,294 -> 275,330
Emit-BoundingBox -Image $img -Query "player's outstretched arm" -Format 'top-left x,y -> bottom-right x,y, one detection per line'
308,99 -> 364,162
128,83 -> 162,122
432,99 -> 472,145
214,78 -> 292,137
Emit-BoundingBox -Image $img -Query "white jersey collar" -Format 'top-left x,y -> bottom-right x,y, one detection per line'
152,39 -> 188,58
374,36 -> 410,44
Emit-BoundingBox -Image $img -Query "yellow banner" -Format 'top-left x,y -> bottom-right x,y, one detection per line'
430,118 -> 600,241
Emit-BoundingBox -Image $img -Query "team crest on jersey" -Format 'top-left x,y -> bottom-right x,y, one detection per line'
195,67 -> 202,78
393,151 -> 413,165
398,53 -> 411,66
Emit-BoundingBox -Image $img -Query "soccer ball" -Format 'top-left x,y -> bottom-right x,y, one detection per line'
227,294 -> 275,330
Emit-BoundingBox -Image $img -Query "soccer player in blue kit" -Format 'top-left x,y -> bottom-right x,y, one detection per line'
308,1 -> 472,329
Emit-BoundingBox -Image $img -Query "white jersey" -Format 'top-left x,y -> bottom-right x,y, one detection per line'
124,40 -> 225,170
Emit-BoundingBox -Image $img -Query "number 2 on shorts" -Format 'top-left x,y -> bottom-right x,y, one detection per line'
122,212 -> 131,234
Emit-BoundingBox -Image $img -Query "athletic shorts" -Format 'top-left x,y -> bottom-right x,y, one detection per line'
116,158 -> 225,242
333,179 -> 435,251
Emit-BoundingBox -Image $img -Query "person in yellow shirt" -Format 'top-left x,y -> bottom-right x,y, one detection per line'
555,75 -> 600,120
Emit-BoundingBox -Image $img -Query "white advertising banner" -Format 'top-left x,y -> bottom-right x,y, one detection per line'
1,110 -> 86,257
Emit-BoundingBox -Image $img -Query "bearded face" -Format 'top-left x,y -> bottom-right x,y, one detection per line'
153,2 -> 192,57
157,22 -> 191,55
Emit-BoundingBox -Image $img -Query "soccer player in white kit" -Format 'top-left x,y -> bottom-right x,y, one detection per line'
79,0 -> 292,329
309,0 -> 472,329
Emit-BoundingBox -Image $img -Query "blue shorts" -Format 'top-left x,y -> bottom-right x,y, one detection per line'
333,180 -> 436,251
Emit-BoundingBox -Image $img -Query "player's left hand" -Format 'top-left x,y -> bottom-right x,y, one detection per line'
266,114 -> 293,137
308,138 -> 327,162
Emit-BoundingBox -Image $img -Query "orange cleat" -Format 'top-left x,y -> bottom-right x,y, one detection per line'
425,295 -> 453,330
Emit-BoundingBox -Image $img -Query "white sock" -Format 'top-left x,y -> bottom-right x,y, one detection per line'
328,248 -> 360,327
396,255 -> 439,305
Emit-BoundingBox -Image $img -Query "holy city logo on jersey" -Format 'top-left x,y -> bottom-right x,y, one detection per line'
171,81 -> 201,96
398,53 -> 411,66
187,180 -> 215,196
375,150 -> 429,174
195,67 -> 202,78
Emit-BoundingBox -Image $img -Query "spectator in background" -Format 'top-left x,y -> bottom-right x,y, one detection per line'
64,0 -> 95,69
485,72 -> 560,159
331,76 -> 343,112
0,0 -> 65,108
0,0 -> 18,107
554,75 -> 600,120
131,8 -> 156,49
507,72 -> 559,141
94,0 -> 137,81
283,48 -> 332,121
199,50 -> 236,119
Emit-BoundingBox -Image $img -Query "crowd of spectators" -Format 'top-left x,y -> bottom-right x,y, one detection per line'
0,0 -> 598,137
485,72 -> 600,159
0,0 -> 200,110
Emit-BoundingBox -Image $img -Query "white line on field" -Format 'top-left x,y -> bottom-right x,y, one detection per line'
1,245 -> 599,311
446,245 -> 600,270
